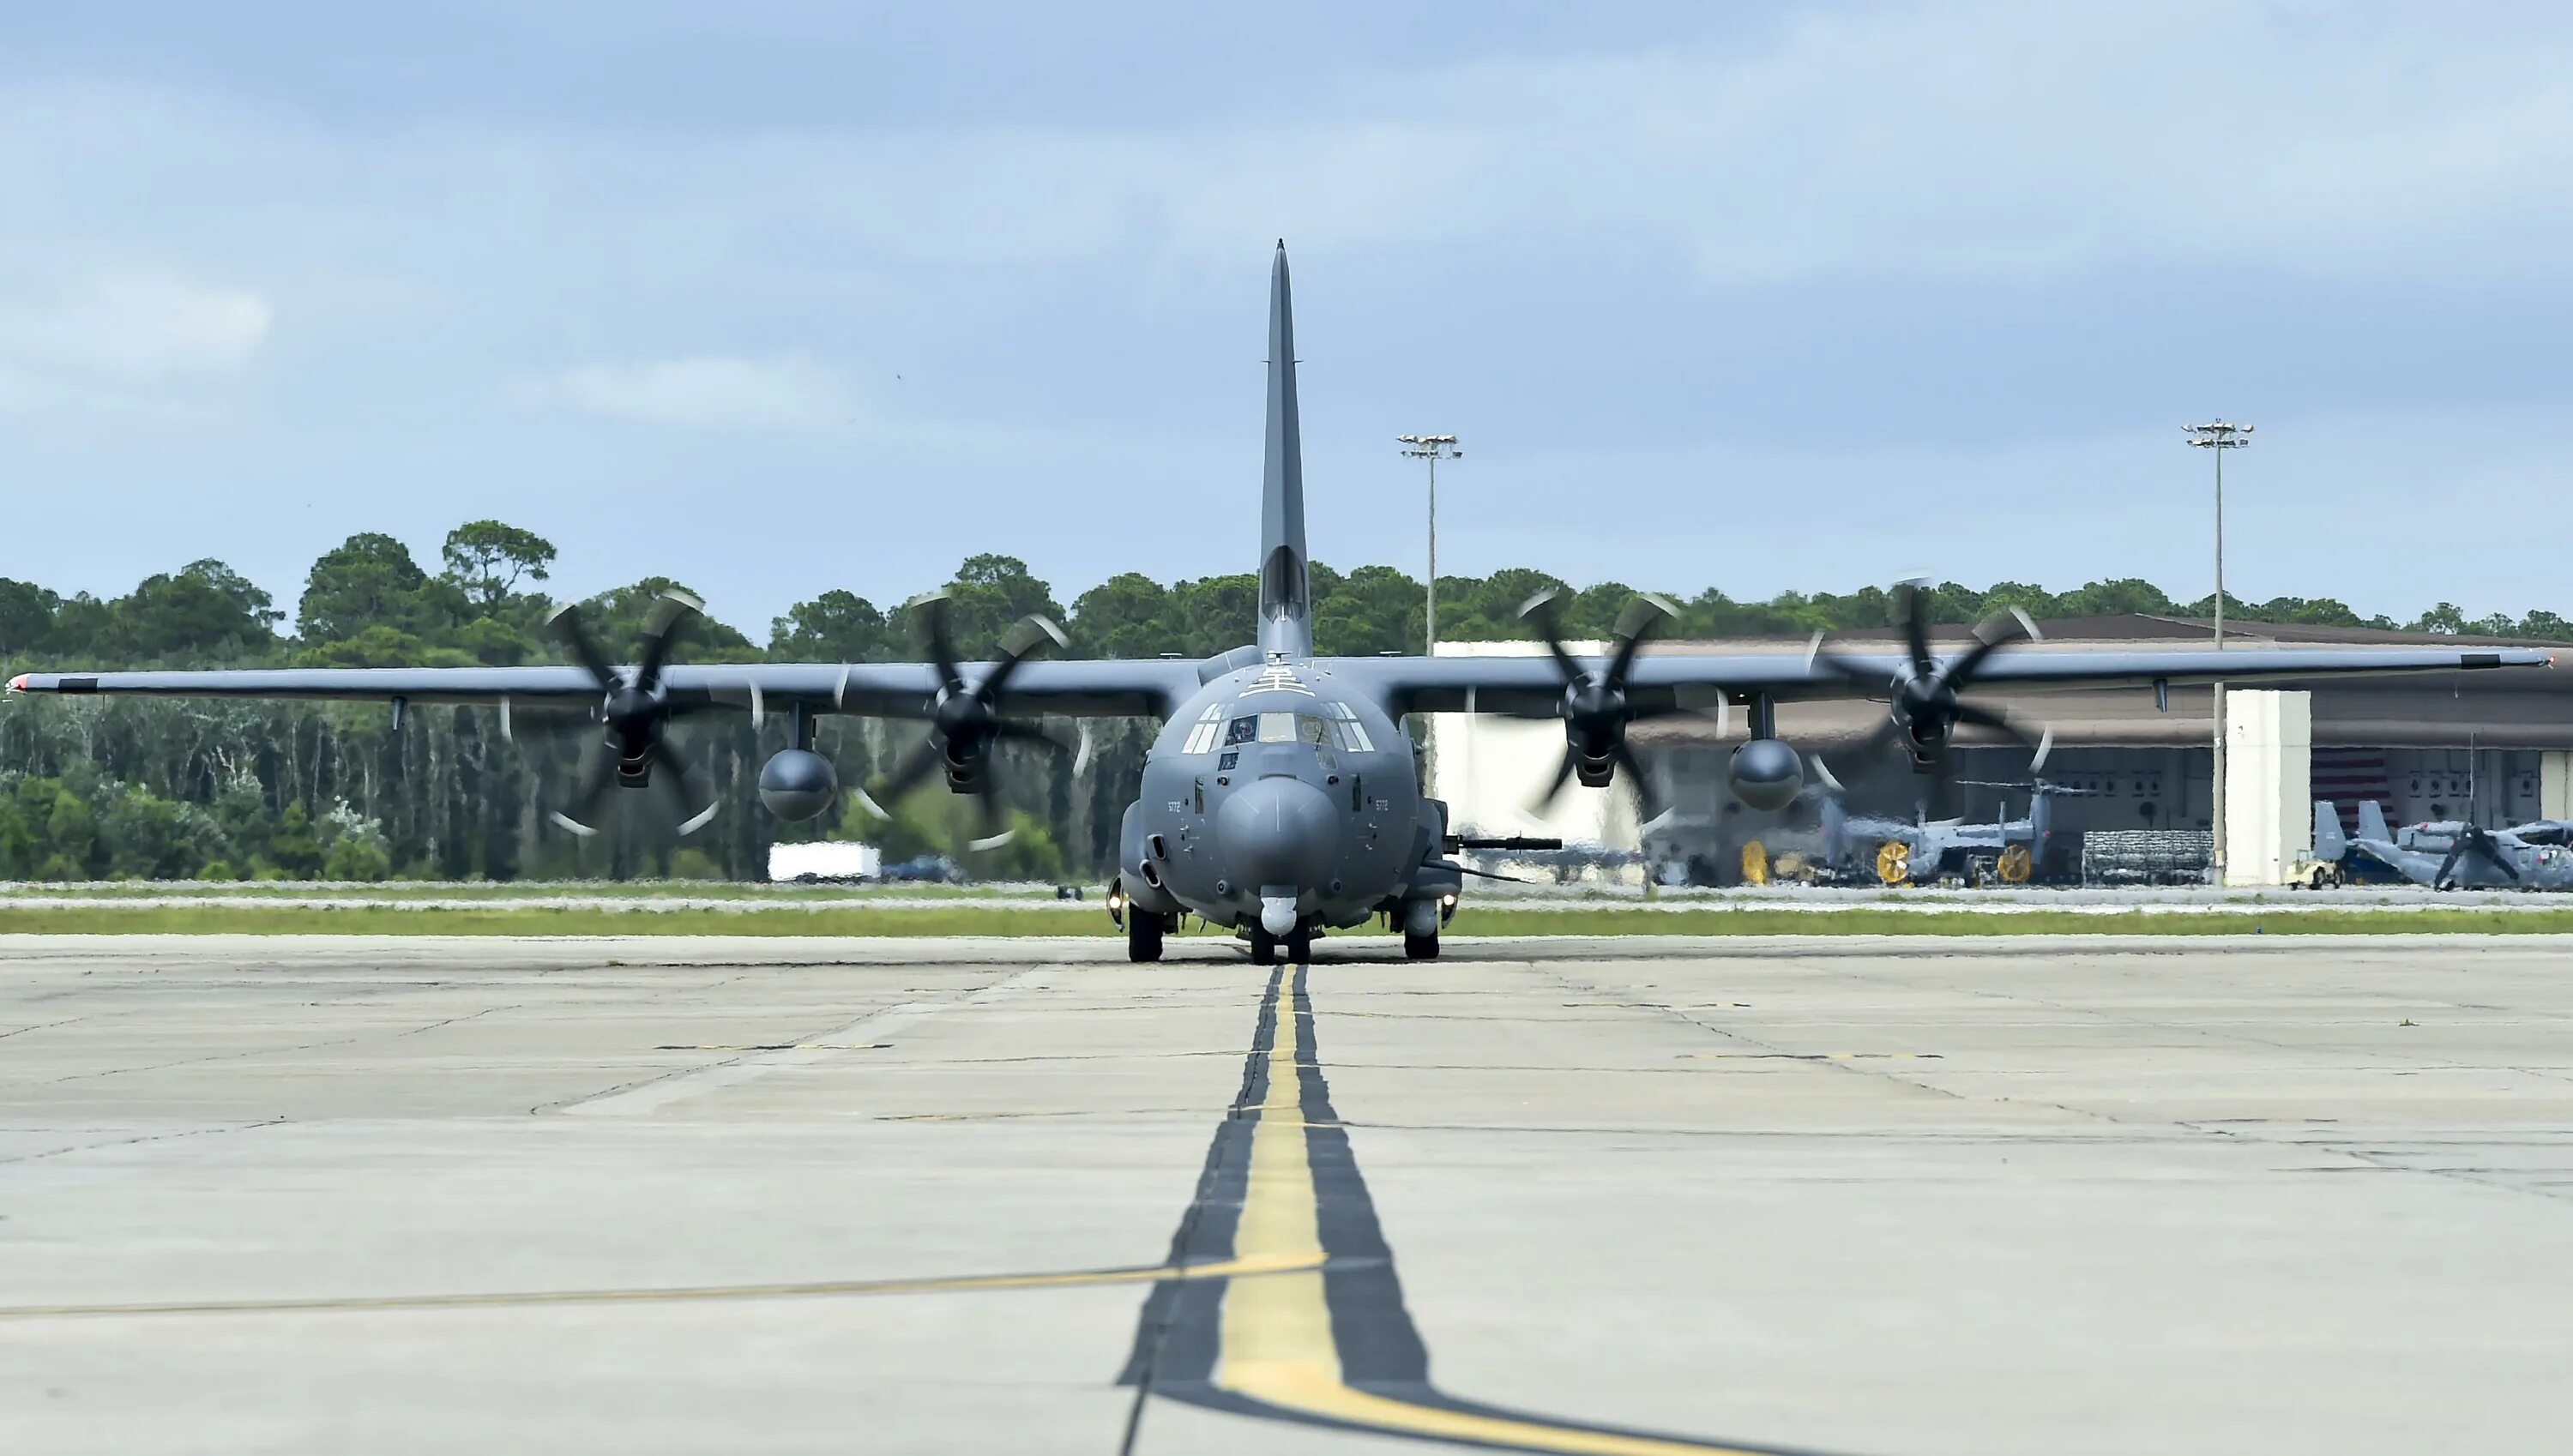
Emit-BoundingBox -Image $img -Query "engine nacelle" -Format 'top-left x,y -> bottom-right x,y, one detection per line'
757,748 -> 839,821
1727,737 -> 1804,812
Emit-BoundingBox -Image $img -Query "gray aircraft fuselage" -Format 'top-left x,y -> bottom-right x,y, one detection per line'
1118,658 -> 1453,949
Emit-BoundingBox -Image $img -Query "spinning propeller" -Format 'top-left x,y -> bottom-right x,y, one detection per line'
537,590 -> 720,839
1515,588 -> 1696,825
1806,582 -> 2054,785
853,592 -> 1090,852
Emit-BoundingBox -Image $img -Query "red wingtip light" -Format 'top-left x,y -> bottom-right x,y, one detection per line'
4,674 -> 23,693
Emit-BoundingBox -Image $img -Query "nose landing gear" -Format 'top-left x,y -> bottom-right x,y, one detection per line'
1249,924 -> 1314,965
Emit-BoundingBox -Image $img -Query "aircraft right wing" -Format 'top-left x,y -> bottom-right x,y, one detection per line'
1358,644 -> 2551,718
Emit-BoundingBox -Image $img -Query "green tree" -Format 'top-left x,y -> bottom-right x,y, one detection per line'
101,787 -> 194,879
1067,574 -> 1178,659
99,560 -> 283,662
323,834 -> 392,881
0,579 -> 62,658
45,788 -> 97,878
440,521 -> 558,611
577,579 -> 760,662
770,589 -> 895,661
299,533 -> 459,644
267,803 -> 324,878
932,556 -> 1066,659
2408,601 -> 2468,635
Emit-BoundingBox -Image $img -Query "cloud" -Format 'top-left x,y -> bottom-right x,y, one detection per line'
15,5 -> 2573,297
0,271 -> 271,417
515,356 -> 853,431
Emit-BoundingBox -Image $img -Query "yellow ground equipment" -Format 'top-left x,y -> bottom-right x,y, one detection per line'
1997,843 -> 2033,883
1875,840 -> 1911,885
1740,840 -> 1770,886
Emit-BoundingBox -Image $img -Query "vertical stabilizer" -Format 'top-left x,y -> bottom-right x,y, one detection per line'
2313,801 -> 2347,863
1257,242 -> 1312,657
2356,799 -> 2391,844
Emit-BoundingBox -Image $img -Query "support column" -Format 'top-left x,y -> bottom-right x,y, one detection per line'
2221,689 -> 2311,887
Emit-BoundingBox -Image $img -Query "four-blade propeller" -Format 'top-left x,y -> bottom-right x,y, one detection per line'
1514,588 -> 1695,823
1806,581 -> 2054,786
852,592 -> 1090,852
538,590 -> 720,839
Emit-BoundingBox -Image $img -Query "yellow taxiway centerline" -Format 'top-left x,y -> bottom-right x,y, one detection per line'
1209,980 -> 1776,1456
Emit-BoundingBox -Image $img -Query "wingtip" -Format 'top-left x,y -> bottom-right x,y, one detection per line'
5,674 -> 24,694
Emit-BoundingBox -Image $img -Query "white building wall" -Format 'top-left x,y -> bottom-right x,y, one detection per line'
2222,689 -> 2312,887
1422,641 -> 1642,851
2541,752 -> 2573,820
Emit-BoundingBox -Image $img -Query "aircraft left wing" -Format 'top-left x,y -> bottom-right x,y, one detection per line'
1354,644 -> 2551,717
6,659 -> 1207,719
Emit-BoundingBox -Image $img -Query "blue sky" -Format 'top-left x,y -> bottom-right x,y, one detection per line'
8,2 -> 2572,634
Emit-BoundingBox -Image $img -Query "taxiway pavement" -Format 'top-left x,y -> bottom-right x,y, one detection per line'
3,934 -> 2569,1454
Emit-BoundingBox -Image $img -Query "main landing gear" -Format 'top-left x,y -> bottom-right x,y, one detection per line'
1126,908 -> 1165,963
1403,927 -> 1439,960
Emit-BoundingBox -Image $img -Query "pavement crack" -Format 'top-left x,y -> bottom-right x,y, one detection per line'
0,1116 -> 290,1167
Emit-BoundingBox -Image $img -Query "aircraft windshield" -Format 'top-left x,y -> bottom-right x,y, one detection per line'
1208,708 -> 1374,755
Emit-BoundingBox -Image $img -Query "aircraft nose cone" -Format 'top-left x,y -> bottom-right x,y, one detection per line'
1214,775 -> 1337,897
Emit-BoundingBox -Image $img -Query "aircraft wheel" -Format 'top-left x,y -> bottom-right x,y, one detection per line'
1403,930 -> 1439,960
1286,929 -> 1313,964
1250,928 -> 1280,965
1126,910 -> 1164,963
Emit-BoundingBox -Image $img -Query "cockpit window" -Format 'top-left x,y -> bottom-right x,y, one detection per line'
1256,712 -> 1300,743
1181,702 -> 1226,755
1224,715 -> 1260,747
1323,701 -> 1375,754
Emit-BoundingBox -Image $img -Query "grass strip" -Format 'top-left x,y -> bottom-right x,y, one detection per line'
0,904 -> 2568,937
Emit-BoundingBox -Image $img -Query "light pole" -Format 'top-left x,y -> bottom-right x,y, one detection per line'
2185,419 -> 2252,877
1397,434 -> 1461,653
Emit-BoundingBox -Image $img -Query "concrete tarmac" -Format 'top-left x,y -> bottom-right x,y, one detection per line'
2,933 -> 2569,1455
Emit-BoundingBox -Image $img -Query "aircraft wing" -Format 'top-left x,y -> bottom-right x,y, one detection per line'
5,659 -> 1204,719
1355,646 -> 2550,716
2343,839 -> 2434,886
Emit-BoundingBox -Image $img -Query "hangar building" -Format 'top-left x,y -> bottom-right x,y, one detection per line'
1425,615 -> 2569,884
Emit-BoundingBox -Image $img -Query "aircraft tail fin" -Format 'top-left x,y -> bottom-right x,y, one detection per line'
2312,801 -> 2347,863
2355,799 -> 2391,844
1256,242 -> 1311,657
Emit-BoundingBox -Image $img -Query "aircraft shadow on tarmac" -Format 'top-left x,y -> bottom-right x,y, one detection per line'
1115,963 -> 1824,1456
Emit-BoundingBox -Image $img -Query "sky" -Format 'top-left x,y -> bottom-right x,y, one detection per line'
8,1 -> 2573,635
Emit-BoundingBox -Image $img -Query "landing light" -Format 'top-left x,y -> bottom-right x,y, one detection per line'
1442,893 -> 1457,907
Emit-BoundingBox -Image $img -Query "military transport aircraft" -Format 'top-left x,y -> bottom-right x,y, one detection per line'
1809,767 -> 2091,886
7,244 -> 2550,960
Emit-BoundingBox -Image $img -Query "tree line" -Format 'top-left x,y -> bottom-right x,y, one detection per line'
1,521 -> 2560,883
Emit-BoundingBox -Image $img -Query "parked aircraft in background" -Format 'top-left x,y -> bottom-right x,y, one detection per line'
2316,800 -> 2573,889
1796,766 -> 2088,886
